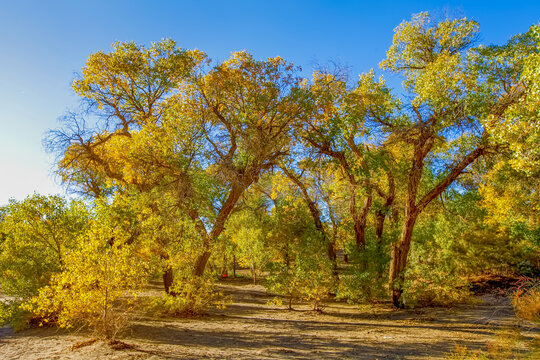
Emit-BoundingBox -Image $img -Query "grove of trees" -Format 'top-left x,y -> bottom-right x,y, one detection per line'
1,13 -> 539,337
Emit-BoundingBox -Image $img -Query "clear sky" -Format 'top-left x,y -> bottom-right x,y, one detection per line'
1,0 -> 538,205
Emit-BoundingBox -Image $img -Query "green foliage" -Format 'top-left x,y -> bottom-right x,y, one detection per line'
401,195 -> 477,307
223,193 -> 274,281
0,194 -> 89,330
147,275 -> 229,317
3,14 -> 533,328
264,199 -> 335,310
338,237 -> 390,303
266,249 -> 334,311
0,194 -> 89,300
0,301 -> 33,332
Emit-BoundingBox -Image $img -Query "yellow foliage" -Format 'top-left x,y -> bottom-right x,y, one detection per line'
23,222 -> 148,339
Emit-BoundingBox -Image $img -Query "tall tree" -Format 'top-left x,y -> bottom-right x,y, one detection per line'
379,13 -> 537,307
297,70 -> 398,250
47,41 -> 303,282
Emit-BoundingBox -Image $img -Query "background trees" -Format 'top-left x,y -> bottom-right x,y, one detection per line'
0,194 -> 88,301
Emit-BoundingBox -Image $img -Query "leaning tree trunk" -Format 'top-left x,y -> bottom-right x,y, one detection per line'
388,137 -> 486,308
388,210 -> 418,307
280,165 -> 338,273
189,183 -> 248,277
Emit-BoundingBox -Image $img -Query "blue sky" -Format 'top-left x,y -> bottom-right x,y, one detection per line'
0,0 -> 538,205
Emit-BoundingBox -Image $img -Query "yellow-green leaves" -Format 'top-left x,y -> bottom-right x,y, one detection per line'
0,195 -> 88,300
73,39 -> 205,127
379,13 -> 481,116
381,12 -> 479,74
478,24 -> 540,175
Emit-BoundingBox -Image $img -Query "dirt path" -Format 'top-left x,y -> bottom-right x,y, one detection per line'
1,280 -> 538,359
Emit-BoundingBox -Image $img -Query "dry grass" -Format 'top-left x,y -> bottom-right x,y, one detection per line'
513,289 -> 540,324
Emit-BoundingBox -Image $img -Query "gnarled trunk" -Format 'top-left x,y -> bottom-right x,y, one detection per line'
388,137 -> 486,307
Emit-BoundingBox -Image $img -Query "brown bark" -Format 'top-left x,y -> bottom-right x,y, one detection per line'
350,183 -> 372,250
389,210 -> 419,307
161,252 -> 176,296
389,138 -> 487,307
163,266 -> 175,295
191,181 -> 252,277
375,171 -> 396,241
389,133 -> 432,307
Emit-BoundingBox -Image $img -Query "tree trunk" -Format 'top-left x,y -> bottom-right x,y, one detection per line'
280,165 -> 338,273
189,183 -> 249,277
388,138 -> 485,307
349,182 -> 372,250
374,170 -> 395,242
388,137 -> 428,308
354,194 -> 372,251
161,252 -> 177,296
233,253 -> 237,278
389,211 -> 418,308
163,266 -> 175,296
251,264 -> 257,283
375,212 -> 385,241
193,250 -> 211,277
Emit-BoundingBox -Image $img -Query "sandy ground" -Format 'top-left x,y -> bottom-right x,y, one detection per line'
1,279 -> 538,359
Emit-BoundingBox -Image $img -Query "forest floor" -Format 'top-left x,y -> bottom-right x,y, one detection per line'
1,277 -> 539,359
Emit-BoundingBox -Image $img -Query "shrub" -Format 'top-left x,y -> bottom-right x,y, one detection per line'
0,194 -> 89,329
338,238 -> 389,303
0,301 -> 33,332
24,223 -> 148,339
513,287 -> 540,324
265,235 -> 335,311
401,212 -> 474,307
146,275 -> 229,317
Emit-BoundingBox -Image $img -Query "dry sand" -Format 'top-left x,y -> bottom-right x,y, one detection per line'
1,279 -> 538,359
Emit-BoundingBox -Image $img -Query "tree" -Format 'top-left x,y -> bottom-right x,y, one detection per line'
278,162 -> 338,272
47,41 -> 304,286
264,191 -> 334,310
0,194 -> 88,300
297,70 -> 398,251
379,13 -> 537,307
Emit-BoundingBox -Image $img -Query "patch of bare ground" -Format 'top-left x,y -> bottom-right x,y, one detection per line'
1,278 -> 538,359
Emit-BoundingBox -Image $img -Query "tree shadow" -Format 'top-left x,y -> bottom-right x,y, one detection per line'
127,322 -> 492,359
